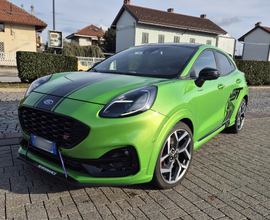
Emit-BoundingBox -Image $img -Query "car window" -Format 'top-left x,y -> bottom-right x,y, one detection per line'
192,51 -> 217,78
92,46 -> 196,78
216,52 -> 234,75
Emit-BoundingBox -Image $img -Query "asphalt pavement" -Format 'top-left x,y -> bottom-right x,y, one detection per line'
0,88 -> 270,220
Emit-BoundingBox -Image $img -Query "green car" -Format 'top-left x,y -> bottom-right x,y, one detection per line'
17,43 -> 248,189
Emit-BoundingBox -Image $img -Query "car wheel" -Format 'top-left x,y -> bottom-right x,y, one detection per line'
228,98 -> 246,133
152,122 -> 193,189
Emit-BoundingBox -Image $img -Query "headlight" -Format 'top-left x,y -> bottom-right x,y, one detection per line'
100,86 -> 157,118
25,75 -> 52,97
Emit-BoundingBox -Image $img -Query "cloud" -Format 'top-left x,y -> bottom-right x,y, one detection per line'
211,16 -> 241,26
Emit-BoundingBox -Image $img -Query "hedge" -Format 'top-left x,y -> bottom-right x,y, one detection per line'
234,59 -> 270,85
16,51 -> 78,83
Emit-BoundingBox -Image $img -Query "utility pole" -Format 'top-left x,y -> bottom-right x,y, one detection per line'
53,0 -> 56,54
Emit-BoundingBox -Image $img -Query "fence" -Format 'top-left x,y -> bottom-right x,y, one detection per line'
0,52 -> 17,66
77,56 -> 105,63
77,56 -> 105,71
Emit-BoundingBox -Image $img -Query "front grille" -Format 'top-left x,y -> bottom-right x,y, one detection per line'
18,106 -> 90,149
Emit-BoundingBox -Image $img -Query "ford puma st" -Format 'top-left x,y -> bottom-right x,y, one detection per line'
17,43 -> 248,189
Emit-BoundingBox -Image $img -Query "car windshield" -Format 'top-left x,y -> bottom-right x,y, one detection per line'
91,45 -> 196,78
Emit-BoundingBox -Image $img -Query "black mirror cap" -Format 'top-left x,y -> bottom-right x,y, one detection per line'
199,67 -> 220,80
195,68 -> 220,87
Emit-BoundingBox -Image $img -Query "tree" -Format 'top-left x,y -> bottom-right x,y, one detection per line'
43,40 -> 104,58
103,28 -> 116,53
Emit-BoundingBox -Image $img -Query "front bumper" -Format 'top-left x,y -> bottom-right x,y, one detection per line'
18,100 -> 167,185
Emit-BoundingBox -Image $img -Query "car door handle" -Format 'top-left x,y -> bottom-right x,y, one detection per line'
236,79 -> 242,84
218,84 -> 225,90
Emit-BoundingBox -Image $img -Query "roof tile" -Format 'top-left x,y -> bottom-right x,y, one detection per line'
74,24 -> 104,37
0,0 -> 47,31
112,4 -> 226,35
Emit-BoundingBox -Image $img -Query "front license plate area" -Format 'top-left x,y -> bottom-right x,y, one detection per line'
31,135 -> 57,155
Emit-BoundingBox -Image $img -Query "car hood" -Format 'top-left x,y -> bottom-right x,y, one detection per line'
34,72 -> 168,104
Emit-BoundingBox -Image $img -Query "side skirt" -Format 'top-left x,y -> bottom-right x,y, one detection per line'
193,119 -> 229,150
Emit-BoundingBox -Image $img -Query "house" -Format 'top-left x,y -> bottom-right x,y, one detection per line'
238,22 -> 270,61
0,0 -> 47,53
111,0 -> 233,55
66,24 -> 105,46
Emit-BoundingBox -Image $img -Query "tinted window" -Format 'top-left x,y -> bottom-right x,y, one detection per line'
216,52 -> 233,75
192,51 -> 217,78
93,46 -> 196,78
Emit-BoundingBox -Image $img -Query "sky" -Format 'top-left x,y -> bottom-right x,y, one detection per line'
10,0 -> 270,55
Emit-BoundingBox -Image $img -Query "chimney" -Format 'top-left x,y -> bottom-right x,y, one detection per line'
167,8 -> 174,13
255,22 -> 262,27
200,14 -> 207,19
124,0 -> 130,5
31,5 -> 34,15
21,4 -> 24,10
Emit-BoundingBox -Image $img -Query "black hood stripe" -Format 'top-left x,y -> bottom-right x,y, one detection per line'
34,73 -> 118,111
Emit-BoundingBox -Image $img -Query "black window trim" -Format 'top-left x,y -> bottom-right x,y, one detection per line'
186,49 -> 217,79
214,50 -> 236,77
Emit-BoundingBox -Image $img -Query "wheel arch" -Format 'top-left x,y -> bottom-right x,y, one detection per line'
146,109 -> 195,176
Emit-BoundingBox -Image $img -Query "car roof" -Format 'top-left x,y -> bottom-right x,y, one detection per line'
138,43 -> 203,49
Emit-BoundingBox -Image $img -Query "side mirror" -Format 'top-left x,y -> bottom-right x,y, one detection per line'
195,67 -> 220,87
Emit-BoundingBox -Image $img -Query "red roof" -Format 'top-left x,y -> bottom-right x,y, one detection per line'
75,24 -> 104,36
0,0 -> 47,32
66,25 -> 104,39
238,25 -> 270,41
112,4 -> 226,35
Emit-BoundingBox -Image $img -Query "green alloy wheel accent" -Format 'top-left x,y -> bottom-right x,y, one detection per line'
17,43 -> 249,189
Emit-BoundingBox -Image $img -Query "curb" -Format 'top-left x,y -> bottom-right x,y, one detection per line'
248,86 -> 270,89
0,88 -> 27,92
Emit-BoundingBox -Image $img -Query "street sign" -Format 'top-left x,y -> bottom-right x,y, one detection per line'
48,30 -> 63,48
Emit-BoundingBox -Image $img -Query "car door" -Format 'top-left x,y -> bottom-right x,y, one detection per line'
214,51 -> 241,126
189,50 -> 229,142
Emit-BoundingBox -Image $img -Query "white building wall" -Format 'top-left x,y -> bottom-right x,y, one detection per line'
216,35 -> 236,56
134,24 -> 217,46
116,11 -> 136,52
242,28 -> 270,61
79,38 -> 90,46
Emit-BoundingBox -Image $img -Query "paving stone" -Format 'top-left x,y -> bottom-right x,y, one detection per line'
240,208 -> 265,220
107,202 -> 122,214
58,203 -> 78,216
129,207 -> 145,218
25,202 -> 47,220
97,204 -> 112,216
81,210 -> 102,220
77,201 -> 96,214
203,207 -> 225,219
6,205 -> 26,219
139,201 -> 163,215
68,212 -> 83,220
161,206 -> 188,219
219,206 -> 246,220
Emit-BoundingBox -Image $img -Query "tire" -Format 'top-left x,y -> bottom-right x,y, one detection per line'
152,122 -> 193,189
228,98 -> 246,133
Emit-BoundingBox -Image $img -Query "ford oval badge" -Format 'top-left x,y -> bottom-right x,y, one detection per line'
44,99 -> 54,105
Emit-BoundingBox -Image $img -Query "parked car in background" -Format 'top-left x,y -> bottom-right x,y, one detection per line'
17,43 -> 248,188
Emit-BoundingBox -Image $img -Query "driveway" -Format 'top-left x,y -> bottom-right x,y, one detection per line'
0,88 -> 270,220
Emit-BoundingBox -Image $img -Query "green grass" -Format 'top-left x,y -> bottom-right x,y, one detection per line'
0,83 -> 30,88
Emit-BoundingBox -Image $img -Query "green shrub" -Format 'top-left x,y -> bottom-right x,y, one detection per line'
234,59 -> 270,85
17,51 -> 78,83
